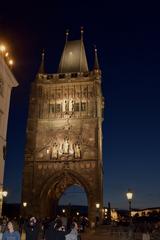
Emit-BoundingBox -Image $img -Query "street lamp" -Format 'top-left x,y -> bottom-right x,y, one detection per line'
96,203 -> 100,209
8,59 -> 14,68
23,202 -> 27,207
0,189 -> 8,217
95,203 -> 100,226
0,44 -> 6,55
126,189 -> 133,222
2,191 -> 8,197
62,209 -> 65,213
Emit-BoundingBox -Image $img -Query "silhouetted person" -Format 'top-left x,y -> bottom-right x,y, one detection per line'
24,217 -> 40,240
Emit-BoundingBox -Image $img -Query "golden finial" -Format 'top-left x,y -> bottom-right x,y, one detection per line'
94,44 -> 97,52
65,29 -> 69,42
80,26 -> 84,39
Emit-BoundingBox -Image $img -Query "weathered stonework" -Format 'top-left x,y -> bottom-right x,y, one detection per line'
22,36 -> 104,225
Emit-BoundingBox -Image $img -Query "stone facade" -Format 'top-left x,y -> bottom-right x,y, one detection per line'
0,56 -> 18,216
22,35 -> 104,225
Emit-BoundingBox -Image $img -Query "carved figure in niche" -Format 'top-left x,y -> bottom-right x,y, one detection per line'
58,145 -> 63,156
74,143 -> 81,158
51,142 -> 58,159
69,144 -> 74,155
65,100 -> 69,112
69,99 -> 74,112
62,137 -> 69,154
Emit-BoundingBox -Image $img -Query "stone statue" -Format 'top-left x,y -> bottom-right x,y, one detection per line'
62,137 -> 69,154
51,143 -> 58,159
69,144 -> 74,155
74,143 -> 81,158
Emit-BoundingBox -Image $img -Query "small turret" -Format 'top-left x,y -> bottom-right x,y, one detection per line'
93,45 -> 100,70
38,50 -> 45,74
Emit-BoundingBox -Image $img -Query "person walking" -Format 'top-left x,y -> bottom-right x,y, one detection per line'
24,217 -> 41,240
2,221 -> 20,240
65,222 -> 80,240
0,225 -> 3,240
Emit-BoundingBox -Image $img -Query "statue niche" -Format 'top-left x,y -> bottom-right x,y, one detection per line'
74,142 -> 81,159
45,137 -> 81,160
62,137 -> 69,154
51,143 -> 58,159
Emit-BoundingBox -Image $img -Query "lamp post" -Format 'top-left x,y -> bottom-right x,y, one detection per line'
62,209 -> 66,214
23,202 -> 27,218
96,203 -> 100,226
23,202 -> 27,207
126,189 -> 133,223
0,188 -> 8,217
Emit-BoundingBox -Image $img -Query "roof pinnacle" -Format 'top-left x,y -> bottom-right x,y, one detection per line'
80,26 -> 84,40
65,29 -> 69,43
93,45 -> 100,70
38,49 -> 45,74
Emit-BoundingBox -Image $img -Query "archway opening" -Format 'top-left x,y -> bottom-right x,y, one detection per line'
57,185 -> 88,219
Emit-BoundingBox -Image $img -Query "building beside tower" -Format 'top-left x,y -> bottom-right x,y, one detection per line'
22,29 -> 104,225
0,55 -> 18,217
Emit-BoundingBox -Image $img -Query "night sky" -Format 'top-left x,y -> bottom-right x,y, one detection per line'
1,1 -> 160,209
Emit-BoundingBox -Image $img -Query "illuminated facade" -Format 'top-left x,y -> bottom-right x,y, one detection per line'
131,207 -> 160,217
0,56 -> 18,216
22,30 -> 104,225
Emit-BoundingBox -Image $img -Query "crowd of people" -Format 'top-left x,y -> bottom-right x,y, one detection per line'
0,215 -> 87,240
1,215 -> 160,240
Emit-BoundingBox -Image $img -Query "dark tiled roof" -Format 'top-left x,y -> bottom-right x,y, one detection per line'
58,40 -> 88,73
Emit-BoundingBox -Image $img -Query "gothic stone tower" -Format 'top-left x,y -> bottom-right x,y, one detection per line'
22,30 -> 104,225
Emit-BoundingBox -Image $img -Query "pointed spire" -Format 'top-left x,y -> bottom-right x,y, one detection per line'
38,50 -> 45,74
94,45 -> 100,70
80,26 -> 84,40
58,28 -> 88,73
65,29 -> 69,43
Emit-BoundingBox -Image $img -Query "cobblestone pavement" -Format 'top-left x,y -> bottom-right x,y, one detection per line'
81,225 -> 142,240
21,225 -> 142,240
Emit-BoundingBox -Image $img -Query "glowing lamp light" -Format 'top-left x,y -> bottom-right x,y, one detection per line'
23,202 -> 27,207
126,190 -> 133,201
0,44 -> 6,53
2,191 -> 8,197
104,208 -> 108,213
96,203 -> 100,209
47,149 -> 50,154
5,52 -> 9,57
62,209 -> 65,213
76,212 -> 79,216
8,59 -> 14,66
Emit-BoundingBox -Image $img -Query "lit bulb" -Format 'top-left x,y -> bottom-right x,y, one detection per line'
23,202 -> 27,207
8,59 -> 14,66
2,191 -> 8,197
5,52 -> 9,57
0,44 -> 6,53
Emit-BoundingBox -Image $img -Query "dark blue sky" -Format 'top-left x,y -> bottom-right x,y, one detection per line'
1,1 -> 160,209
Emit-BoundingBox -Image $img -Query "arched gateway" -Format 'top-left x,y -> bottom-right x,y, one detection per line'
22,29 -> 104,226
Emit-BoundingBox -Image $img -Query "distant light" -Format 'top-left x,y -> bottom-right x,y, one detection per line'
47,149 -> 50,154
0,44 -> 6,53
104,208 -> 108,213
8,59 -> 14,66
2,191 -> 8,197
126,189 -> 133,201
96,203 -> 100,209
5,52 -> 9,57
62,209 -> 65,213
76,212 -> 79,216
23,202 -> 27,207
